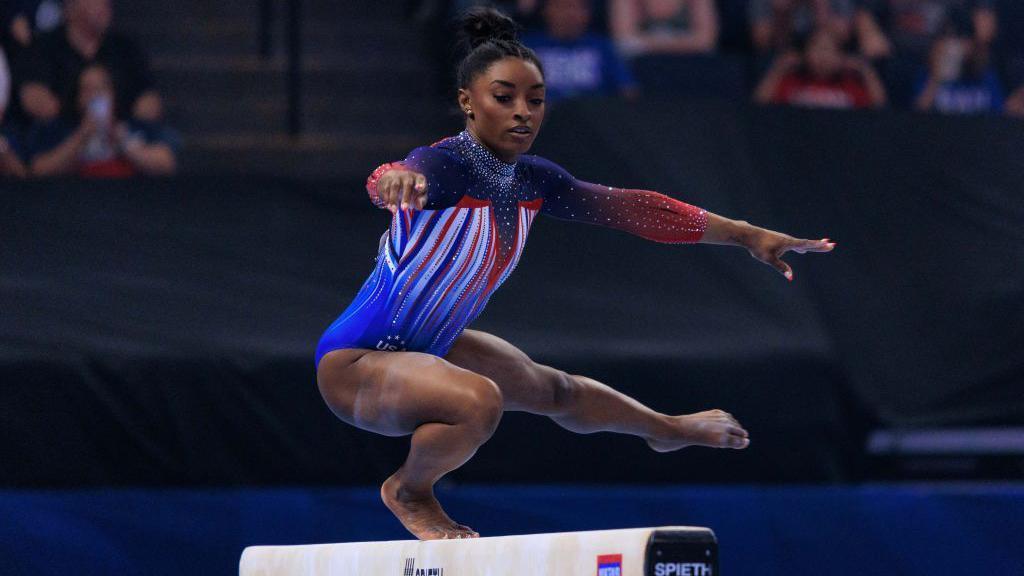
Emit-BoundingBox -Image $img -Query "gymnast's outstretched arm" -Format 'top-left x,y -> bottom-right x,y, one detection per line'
526,155 -> 835,281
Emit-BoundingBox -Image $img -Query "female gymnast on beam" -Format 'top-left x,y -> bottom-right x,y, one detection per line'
315,7 -> 835,541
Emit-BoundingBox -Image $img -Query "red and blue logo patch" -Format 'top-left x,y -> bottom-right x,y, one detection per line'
597,554 -> 622,576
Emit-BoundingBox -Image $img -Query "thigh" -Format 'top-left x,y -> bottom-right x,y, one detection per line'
316,347 -> 502,437
443,329 -> 567,413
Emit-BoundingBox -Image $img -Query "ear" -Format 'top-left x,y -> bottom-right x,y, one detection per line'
457,88 -> 470,110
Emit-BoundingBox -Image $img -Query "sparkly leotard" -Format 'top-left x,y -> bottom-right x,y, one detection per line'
314,130 -> 709,367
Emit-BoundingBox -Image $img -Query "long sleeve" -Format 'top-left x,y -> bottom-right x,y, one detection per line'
365,144 -> 469,211
526,154 -> 708,243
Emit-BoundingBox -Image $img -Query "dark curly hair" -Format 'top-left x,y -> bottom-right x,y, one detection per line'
455,6 -> 545,89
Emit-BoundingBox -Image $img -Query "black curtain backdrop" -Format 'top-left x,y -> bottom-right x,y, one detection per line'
2,100 -> 1021,487
533,99 -> 1024,427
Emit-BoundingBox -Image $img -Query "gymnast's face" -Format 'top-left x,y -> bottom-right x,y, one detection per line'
458,57 -> 545,164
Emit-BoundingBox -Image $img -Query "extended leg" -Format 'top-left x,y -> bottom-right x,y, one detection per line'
317,348 -> 504,539
444,330 -> 749,450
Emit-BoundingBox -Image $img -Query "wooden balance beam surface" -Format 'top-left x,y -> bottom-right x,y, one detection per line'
240,526 -> 718,575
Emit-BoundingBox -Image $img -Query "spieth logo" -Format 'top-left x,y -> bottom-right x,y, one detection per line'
401,557 -> 443,576
597,554 -> 622,576
653,562 -> 712,576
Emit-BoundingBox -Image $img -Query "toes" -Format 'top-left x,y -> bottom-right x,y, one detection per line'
727,425 -> 748,438
450,524 -> 478,539
710,409 -> 739,425
731,436 -> 750,449
455,524 -> 479,537
428,528 -> 450,540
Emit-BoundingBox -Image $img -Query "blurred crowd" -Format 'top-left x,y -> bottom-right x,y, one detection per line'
3,1 -> 1022,181
0,0 -> 178,179
422,0 -> 1024,117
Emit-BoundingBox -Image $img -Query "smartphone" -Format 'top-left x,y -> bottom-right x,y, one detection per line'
88,96 -> 113,123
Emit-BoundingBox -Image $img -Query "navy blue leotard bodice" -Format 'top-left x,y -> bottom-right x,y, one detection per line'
314,130 -> 708,367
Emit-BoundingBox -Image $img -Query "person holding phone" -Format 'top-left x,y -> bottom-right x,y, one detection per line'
26,63 -> 178,177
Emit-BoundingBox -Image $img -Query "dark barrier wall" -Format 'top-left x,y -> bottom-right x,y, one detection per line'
1,101 -> 1021,486
532,99 -> 1024,427
0,176 -> 853,486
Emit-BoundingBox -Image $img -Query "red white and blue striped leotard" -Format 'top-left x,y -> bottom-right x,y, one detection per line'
314,129 -> 709,367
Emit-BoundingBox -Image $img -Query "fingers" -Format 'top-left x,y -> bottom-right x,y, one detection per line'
381,178 -> 398,210
769,255 -> 794,281
384,172 -> 428,211
400,177 -> 413,211
414,173 -> 428,210
761,236 -> 836,282
787,238 -> 836,254
802,238 -> 837,253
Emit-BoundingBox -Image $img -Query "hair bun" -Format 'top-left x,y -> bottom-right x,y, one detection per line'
458,6 -> 520,50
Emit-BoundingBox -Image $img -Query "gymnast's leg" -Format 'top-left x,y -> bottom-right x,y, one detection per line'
444,330 -> 749,450
316,348 -> 503,539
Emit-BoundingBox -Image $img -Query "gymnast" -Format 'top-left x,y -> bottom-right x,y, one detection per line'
315,7 -> 835,541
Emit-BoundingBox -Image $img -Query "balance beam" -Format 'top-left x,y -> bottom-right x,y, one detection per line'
240,526 -> 717,575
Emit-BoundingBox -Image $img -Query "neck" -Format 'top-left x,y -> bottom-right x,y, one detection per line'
466,125 -> 518,165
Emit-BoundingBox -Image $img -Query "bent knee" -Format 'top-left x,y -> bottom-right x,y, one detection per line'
459,375 -> 503,433
315,349 -> 367,420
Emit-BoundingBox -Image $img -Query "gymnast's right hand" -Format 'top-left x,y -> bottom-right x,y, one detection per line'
377,169 -> 428,212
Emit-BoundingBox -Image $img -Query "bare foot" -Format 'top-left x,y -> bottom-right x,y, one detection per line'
645,409 -> 750,452
381,474 -> 479,540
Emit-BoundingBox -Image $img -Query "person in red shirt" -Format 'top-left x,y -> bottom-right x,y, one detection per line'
755,28 -> 887,109
27,63 -> 177,178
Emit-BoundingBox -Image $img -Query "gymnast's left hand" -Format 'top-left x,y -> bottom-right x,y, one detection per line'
744,228 -> 836,282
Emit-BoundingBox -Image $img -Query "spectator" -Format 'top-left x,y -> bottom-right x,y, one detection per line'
610,0 -> 719,58
854,0 -> 996,60
913,22 -> 1003,114
27,64 -> 178,178
755,28 -> 887,109
1006,85 -> 1024,118
16,0 -> 162,125
0,47 -> 28,177
749,0 -> 854,54
521,0 -> 639,106
2,0 -> 63,52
